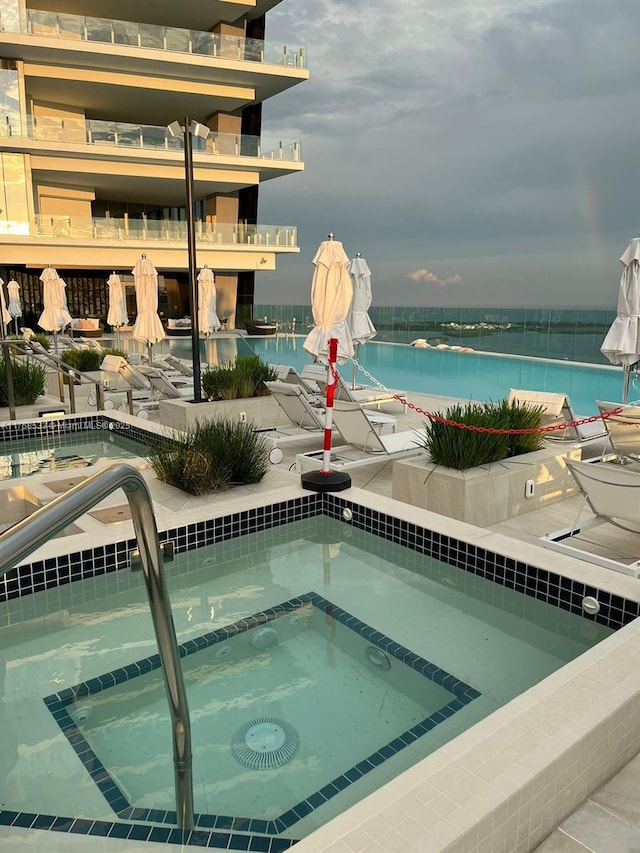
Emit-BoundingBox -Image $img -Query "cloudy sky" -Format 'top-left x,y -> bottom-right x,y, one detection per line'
255,0 -> 638,308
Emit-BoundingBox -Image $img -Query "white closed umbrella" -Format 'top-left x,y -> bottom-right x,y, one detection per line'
303,236 -> 354,364
7,280 -> 21,335
197,266 -> 221,335
0,279 -> 11,339
601,236 -> 640,402
38,266 -> 72,352
107,272 -> 128,329
347,253 -> 376,389
132,254 -> 165,362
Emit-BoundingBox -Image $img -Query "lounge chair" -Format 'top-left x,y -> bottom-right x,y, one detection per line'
147,373 -> 195,400
300,364 -> 407,413
596,401 -> 640,463
540,457 -> 640,576
163,355 -> 194,377
265,380 -> 396,433
507,389 -> 607,443
296,400 -> 422,473
268,363 -> 322,395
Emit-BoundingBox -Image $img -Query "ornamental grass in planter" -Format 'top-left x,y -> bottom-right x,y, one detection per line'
202,355 -> 278,401
149,417 -> 271,495
418,399 -> 545,470
0,357 -> 46,405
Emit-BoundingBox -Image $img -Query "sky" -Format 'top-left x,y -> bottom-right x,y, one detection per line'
254,0 -> 639,308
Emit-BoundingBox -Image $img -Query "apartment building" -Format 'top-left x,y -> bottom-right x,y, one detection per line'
0,0 -> 307,327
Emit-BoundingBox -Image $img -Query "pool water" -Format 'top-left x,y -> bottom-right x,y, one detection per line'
0,517 -> 612,841
0,429 -> 156,481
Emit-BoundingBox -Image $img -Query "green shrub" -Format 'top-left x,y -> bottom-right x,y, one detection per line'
149,417 -> 270,494
60,349 -> 102,372
100,347 -> 128,361
31,333 -> 51,351
0,357 -> 46,405
417,399 -> 544,470
202,355 -> 277,401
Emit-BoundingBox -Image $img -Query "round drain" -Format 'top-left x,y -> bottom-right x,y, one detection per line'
231,717 -> 299,770
366,646 -> 391,670
250,626 -> 278,650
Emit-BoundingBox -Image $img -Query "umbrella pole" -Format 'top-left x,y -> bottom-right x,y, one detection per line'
351,342 -> 359,390
622,365 -> 632,404
53,329 -> 58,355
147,342 -> 153,364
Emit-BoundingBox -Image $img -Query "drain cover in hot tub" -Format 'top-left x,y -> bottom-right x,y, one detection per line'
231,716 -> 299,770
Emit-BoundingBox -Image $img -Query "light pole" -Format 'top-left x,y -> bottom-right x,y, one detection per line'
167,118 -> 210,403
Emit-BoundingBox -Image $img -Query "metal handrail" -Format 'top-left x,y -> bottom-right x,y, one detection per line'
4,340 -> 134,416
0,463 -> 194,829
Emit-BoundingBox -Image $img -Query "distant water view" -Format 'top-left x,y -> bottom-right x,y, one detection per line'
254,305 -> 617,366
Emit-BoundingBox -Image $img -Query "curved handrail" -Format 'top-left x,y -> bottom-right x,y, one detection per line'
0,463 -> 194,829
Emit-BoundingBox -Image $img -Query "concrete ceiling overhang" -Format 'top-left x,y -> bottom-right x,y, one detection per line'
28,0 -> 282,29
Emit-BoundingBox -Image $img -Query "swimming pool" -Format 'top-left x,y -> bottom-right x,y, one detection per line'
109,332 -> 628,413
1,488 -> 638,851
0,428 -> 155,481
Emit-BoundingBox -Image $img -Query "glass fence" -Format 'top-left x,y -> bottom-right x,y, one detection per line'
18,9 -> 306,68
34,216 -> 297,247
0,114 -> 302,162
254,304 -> 618,366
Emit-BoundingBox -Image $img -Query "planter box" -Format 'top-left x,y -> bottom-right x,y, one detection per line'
392,445 -> 582,526
158,395 -> 280,432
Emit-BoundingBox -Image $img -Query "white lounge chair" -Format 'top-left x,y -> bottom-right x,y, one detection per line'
296,400 -> 422,473
163,355 -> 194,377
540,457 -> 640,576
596,401 -> 640,463
300,364 -> 407,412
507,389 -> 607,443
147,373 -> 195,399
268,363 -> 322,395
265,380 -> 396,433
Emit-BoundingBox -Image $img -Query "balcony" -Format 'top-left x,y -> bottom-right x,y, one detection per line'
0,114 -> 302,166
31,214 -> 297,249
4,8 -> 307,68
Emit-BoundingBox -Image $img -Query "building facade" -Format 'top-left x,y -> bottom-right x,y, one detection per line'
0,0 -> 307,328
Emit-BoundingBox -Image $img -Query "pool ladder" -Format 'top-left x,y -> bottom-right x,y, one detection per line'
0,463 -> 195,829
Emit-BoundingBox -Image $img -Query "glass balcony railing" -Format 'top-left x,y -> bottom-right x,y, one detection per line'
32,214 -> 297,248
14,8 -> 307,68
0,114 -> 302,161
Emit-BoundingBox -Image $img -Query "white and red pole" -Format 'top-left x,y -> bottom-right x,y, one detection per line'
320,337 -> 338,473
300,336 -> 351,492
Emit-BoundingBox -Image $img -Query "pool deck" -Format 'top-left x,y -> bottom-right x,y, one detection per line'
0,376 -> 639,853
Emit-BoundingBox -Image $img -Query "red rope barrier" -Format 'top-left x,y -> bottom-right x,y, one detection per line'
391,395 -> 624,436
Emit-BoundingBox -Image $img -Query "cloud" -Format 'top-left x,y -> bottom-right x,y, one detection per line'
408,269 -> 463,287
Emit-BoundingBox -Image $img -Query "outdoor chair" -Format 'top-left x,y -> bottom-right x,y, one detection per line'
540,457 -> 640,576
146,373 -> 195,400
296,400 -> 422,473
268,363 -> 322,396
300,364 -> 407,412
507,389 -> 608,443
596,401 -> 640,463
163,355 -> 194,377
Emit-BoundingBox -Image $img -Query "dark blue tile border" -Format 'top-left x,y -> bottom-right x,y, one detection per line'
44,592 -> 479,836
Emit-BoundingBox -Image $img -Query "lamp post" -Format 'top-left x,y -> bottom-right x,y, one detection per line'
167,118 -> 210,403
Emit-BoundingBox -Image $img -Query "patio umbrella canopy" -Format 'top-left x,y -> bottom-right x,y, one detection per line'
7,279 -> 21,334
347,253 -> 376,388
0,279 -> 11,334
106,272 -> 128,329
600,236 -> 640,402
38,266 -> 72,333
304,236 -> 354,364
131,255 -> 165,358
197,266 -> 221,334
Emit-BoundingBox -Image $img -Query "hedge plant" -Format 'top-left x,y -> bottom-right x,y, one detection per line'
417,399 -> 545,470
149,417 -> 270,495
0,357 -> 47,406
202,355 -> 278,401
